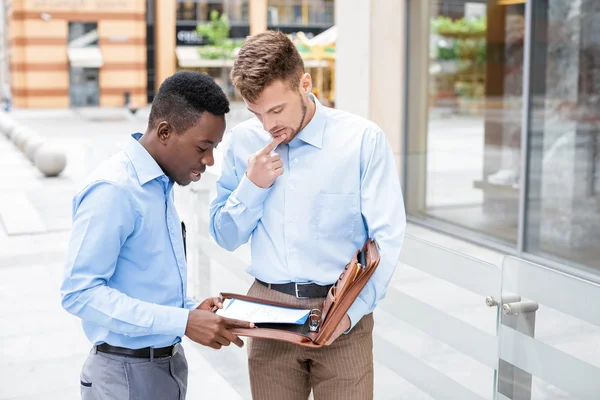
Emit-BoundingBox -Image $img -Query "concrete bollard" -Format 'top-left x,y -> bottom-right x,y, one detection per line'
34,143 -> 67,177
12,127 -> 33,151
18,130 -> 33,151
11,128 -> 26,149
8,123 -> 19,140
25,136 -> 46,163
4,118 -> 16,138
0,115 -> 6,137
0,115 -> 16,138
0,114 -> 9,136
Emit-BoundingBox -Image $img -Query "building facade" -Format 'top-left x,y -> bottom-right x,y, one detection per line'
6,0 -> 333,107
153,0 -> 334,102
8,0 -> 147,108
337,0 -> 600,278
336,2 -> 600,397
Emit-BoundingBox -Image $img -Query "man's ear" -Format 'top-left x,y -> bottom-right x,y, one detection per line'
157,121 -> 172,143
300,73 -> 312,94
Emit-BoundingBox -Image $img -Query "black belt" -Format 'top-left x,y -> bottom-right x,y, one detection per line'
96,343 -> 178,359
257,279 -> 332,299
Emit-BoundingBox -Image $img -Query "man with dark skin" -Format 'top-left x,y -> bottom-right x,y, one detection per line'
61,71 -> 253,400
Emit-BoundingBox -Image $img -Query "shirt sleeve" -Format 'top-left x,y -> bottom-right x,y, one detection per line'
184,297 -> 200,310
60,181 -> 190,338
346,128 -> 406,331
209,134 -> 272,251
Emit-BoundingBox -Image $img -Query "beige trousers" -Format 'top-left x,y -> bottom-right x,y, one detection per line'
246,281 -> 374,400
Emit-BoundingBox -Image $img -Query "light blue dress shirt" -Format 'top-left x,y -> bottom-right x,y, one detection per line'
209,96 -> 406,330
61,133 -> 196,349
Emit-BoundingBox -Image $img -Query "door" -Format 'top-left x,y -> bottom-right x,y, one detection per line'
69,67 -> 99,107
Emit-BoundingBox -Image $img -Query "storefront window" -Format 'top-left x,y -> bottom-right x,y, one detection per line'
524,0 -> 600,268
267,0 -> 333,26
406,0 -> 600,270
68,22 -> 100,107
406,0 -> 525,245
177,1 -> 198,21
224,0 -> 249,24
68,22 -> 98,47
177,0 -> 249,24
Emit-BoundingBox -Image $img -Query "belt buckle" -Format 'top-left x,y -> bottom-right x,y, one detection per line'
295,282 -> 311,299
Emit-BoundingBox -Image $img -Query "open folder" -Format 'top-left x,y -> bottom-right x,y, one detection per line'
217,239 -> 380,348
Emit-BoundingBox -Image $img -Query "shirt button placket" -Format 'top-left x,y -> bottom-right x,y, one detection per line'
286,150 -> 296,275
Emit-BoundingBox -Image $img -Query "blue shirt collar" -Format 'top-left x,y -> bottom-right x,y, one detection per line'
124,133 -> 167,186
291,94 -> 326,149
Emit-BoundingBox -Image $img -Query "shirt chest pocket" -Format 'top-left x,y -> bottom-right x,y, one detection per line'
312,193 -> 359,239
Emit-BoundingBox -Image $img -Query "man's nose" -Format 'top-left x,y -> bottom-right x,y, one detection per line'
262,115 -> 277,133
202,150 -> 214,167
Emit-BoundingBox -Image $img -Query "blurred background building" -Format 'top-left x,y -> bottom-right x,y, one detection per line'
1,0 -> 334,108
162,0 -> 335,103
5,0 -> 147,108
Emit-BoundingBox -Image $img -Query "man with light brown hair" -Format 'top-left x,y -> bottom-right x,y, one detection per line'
209,30 -> 406,399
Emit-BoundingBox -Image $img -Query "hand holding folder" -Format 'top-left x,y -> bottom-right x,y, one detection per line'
217,239 -> 380,348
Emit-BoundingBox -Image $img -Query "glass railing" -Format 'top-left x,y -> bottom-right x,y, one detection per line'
498,256 -> 600,400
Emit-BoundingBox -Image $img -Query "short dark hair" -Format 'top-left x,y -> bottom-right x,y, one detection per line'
231,30 -> 304,103
149,71 -> 230,133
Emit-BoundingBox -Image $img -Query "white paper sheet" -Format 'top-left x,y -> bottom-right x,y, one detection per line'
216,298 -> 310,324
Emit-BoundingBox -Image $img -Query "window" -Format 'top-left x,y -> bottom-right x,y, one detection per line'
406,0 -> 524,245
267,0 -> 333,26
524,0 -> 600,269
177,1 -> 198,21
177,0 -> 235,23
406,0 -> 600,271
224,0 -> 250,24
68,22 -> 98,47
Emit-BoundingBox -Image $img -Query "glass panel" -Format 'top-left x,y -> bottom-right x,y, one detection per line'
524,0 -> 600,269
68,22 -> 98,47
267,0 -> 333,26
69,67 -> 99,107
200,1 -> 225,22
309,0 -> 333,25
267,0 -> 290,25
177,1 -> 198,21
223,0 -> 250,24
406,0 -> 527,245
498,256 -> 600,398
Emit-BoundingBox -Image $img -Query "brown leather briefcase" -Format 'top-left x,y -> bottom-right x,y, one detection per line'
218,239 -> 380,348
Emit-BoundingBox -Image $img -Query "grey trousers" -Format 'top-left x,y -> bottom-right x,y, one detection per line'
80,344 -> 188,400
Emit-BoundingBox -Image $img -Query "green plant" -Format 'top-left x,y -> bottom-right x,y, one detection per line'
431,16 -> 487,64
196,10 -> 230,47
196,39 -> 244,60
437,42 -> 458,60
475,39 -> 486,64
194,11 -> 244,60
431,16 -> 486,38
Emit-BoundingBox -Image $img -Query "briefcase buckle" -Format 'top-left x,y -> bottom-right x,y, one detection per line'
309,309 -> 322,332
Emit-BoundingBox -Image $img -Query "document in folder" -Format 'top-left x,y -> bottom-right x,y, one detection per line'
216,298 -> 311,324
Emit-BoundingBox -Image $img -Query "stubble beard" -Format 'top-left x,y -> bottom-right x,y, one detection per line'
289,96 -> 308,142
